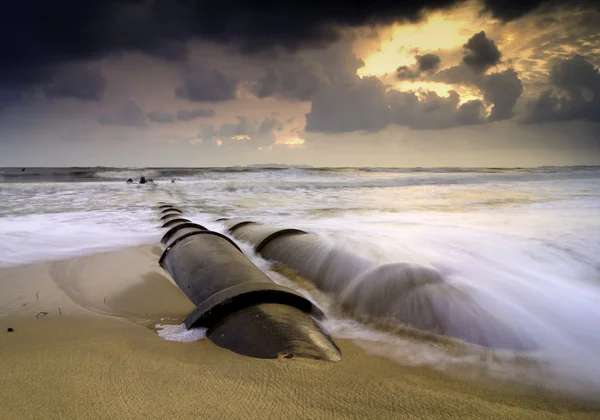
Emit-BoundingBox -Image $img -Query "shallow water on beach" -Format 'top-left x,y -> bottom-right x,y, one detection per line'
1,165 -> 599,397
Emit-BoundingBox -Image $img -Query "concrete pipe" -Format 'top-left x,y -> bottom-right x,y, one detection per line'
228,222 -> 533,350
229,223 -> 373,294
160,207 -> 183,215
160,211 -> 184,220
160,209 -> 183,217
160,213 -> 188,224
157,204 -> 177,210
161,218 -> 192,228
161,222 -> 208,246
159,232 -> 340,360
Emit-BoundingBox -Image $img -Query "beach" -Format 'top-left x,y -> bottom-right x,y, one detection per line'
1,245 -> 599,419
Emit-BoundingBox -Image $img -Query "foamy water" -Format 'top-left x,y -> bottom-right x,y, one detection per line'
1,166 -> 599,397
156,323 -> 208,342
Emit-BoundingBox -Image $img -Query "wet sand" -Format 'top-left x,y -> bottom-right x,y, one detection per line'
0,246 -> 598,419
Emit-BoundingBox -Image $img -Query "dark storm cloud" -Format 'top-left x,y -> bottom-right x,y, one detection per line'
305,71 -> 489,133
303,26 -> 525,133
198,116 -> 283,149
305,76 -> 391,133
3,0 -> 587,95
481,69 -> 524,121
434,66 -> 524,121
396,66 -> 421,80
456,100 -> 487,125
147,110 -> 176,123
98,98 -> 145,126
433,63 -> 482,86
42,64 -> 106,101
388,90 -> 488,129
417,54 -> 442,72
251,65 -> 321,101
250,43 -> 363,101
303,45 -> 488,132
148,108 -> 216,123
462,32 -> 502,73
550,54 -> 600,95
430,34 -> 524,122
175,65 -> 238,102
397,54 -> 442,80
524,55 -> 600,122
176,108 -> 215,121
387,90 -> 460,129
481,0 -> 600,21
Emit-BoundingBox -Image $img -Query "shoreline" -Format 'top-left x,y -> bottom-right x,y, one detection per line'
1,246 -> 599,419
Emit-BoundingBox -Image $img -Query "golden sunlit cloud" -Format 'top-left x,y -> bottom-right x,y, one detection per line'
232,135 -> 251,141
357,1 -> 492,78
351,1 -> 497,103
355,0 -> 599,101
395,81 -> 480,103
276,135 -> 306,148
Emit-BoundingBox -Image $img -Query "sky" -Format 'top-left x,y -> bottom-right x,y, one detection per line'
0,0 -> 599,167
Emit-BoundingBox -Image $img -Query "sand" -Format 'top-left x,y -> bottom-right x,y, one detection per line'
1,246 -> 599,419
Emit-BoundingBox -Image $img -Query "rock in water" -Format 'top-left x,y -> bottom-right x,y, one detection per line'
139,176 -> 147,184
126,178 -> 133,184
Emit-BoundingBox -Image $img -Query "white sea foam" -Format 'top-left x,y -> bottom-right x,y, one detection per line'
156,323 -> 207,342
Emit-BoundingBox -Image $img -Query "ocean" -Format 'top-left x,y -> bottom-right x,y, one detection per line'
1,165 -> 599,396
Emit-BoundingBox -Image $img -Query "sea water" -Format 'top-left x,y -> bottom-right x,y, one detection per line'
1,166 -> 599,397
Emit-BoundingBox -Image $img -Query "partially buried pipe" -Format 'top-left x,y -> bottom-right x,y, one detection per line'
160,208 -> 183,215
157,204 -> 178,210
160,213 -> 188,224
156,208 -> 341,360
224,220 -> 535,350
160,211 -> 184,221
161,217 -> 191,228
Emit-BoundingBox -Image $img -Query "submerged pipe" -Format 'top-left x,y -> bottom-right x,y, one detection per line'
160,211 -> 184,220
161,218 -> 191,228
156,208 -> 341,360
157,204 -> 179,211
160,213 -> 188,223
160,208 -> 183,215
226,221 -> 535,350
161,222 -> 209,246
227,221 -> 373,293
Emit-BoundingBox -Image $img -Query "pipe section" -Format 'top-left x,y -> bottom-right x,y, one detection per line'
229,222 -> 372,293
228,222 -> 534,350
161,222 -> 209,247
159,231 -> 320,325
160,213 -> 188,224
228,222 -> 307,254
160,211 -> 184,220
157,205 -> 179,211
161,218 -> 191,228
156,207 -> 341,360
160,208 -> 183,215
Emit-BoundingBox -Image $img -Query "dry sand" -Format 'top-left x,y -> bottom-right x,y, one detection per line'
0,246 -> 598,419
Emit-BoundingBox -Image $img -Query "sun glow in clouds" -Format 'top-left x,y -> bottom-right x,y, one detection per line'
276,135 -> 305,149
354,1 -> 493,101
232,135 -> 251,141
395,81 -> 480,103
358,2 -> 491,77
